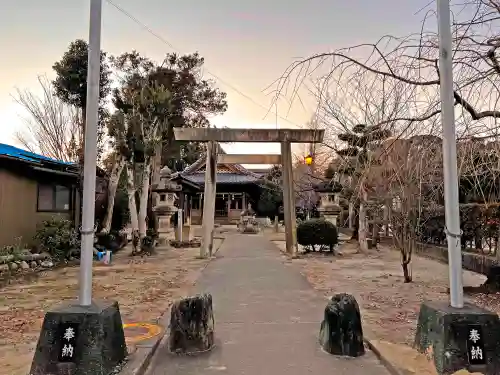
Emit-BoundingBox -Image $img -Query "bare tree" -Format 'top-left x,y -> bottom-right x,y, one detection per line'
14,75 -> 82,162
274,0 -> 500,142
371,136 -> 443,281
313,70 -> 408,252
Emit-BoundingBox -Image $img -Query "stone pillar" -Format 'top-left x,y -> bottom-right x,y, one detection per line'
187,196 -> 192,225
281,141 -> 297,257
179,193 -> 185,224
348,201 -> 354,230
226,195 -> 231,220
383,202 -> 390,236
325,214 -> 338,226
242,193 -> 246,211
201,141 -> 218,258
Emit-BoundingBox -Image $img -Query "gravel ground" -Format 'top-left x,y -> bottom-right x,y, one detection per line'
272,239 -> 491,345
0,240 -> 222,375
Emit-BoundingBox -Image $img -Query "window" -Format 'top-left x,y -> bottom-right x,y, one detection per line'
37,184 -> 71,212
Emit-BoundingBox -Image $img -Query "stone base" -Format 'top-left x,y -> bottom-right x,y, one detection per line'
30,300 -> 127,375
414,300 -> 500,375
174,225 -> 193,241
168,294 -> 215,354
319,293 -> 365,357
169,239 -> 202,248
158,216 -> 175,233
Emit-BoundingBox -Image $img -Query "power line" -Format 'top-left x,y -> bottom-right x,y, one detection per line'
104,0 -> 303,128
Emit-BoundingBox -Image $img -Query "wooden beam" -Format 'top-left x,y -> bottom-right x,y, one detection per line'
173,128 -> 324,143
217,154 -> 281,164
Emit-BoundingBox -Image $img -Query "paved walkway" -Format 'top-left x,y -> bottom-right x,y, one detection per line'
146,234 -> 390,375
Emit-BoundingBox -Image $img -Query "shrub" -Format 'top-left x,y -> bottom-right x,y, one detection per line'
0,237 -> 25,259
297,218 -> 338,252
34,218 -> 80,261
95,231 -> 127,252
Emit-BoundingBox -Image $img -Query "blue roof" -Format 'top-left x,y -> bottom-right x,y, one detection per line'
0,143 -> 76,166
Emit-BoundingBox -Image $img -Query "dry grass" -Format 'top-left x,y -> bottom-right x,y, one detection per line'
271,238 -> 500,375
0,240 -> 221,375
272,239 -> 489,345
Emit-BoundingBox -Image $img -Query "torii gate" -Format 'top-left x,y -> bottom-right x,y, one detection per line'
173,128 -> 325,258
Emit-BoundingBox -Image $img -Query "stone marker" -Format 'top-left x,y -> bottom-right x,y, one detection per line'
168,293 -> 215,354
414,300 -> 500,375
30,300 -> 127,375
483,265 -> 500,291
319,293 -> 365,357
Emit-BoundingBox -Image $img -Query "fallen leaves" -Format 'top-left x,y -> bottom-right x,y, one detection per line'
0,243 -> 215,375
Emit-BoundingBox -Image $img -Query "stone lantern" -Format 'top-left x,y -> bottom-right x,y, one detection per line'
152,166 -> 182,234
314,180 -> 342,226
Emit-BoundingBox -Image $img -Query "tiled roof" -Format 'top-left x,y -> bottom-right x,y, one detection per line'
183,173 -> 261,185
0,143 -> 75,166
177,145 -> 262,179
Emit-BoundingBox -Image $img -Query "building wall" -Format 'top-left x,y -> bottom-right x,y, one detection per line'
0,169 -> 71,248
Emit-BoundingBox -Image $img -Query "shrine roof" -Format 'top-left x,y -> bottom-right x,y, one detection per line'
182,173 -> 261,185
171,144 -> 267,180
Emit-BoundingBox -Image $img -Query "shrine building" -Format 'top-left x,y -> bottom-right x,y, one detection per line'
170,148 -> 270,225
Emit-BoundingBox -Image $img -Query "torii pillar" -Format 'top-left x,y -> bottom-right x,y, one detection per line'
174,128 -> 324,258
202,141 -> 218,257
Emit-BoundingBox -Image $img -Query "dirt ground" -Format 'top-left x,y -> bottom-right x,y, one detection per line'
272,238 -> 493,344
0,239 -> 222,375
272,237 -> 500,374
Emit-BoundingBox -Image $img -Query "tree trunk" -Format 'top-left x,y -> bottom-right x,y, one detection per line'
402,261 -> 412,283
149,145 -> 162,232
351,208 -> 359,240
138,162 -> 151,238
496,225 -> 500,260
78,107 -> 87,165
100,155 -> 125,233
348,201 -> 354,230
400,220 -> 413,283
126,163 -> 139,234
358,189 -> 368,253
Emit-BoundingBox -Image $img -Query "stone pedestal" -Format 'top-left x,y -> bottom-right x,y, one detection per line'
30,300 -> 127,375
158,216 -> 174,233
414,300 -> 500,375
324,214 -> 338,226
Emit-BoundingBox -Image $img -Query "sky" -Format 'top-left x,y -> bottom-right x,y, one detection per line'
0,0 -> 435,160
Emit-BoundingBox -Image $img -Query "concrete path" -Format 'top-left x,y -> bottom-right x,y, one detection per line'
145,234 -> 390,375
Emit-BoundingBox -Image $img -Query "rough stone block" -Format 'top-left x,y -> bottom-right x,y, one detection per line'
168,293 -> 215,354
414,300 -> 500,375
319,293 -> 365,357
484,265 -> 500,290
30,300 -> 127,375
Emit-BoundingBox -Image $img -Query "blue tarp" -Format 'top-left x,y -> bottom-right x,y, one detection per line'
0,143 -> 75,166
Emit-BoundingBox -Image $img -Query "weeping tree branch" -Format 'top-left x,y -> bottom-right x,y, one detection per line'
271,0 -> 500,140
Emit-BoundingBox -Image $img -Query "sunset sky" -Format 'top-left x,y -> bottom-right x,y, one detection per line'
0,0 -> 434,157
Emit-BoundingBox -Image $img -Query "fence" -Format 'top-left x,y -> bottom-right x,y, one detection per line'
417,203 -> 500,257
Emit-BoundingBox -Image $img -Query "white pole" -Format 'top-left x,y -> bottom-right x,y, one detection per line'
437,0 -> 464,308
79,0 -> 102,306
